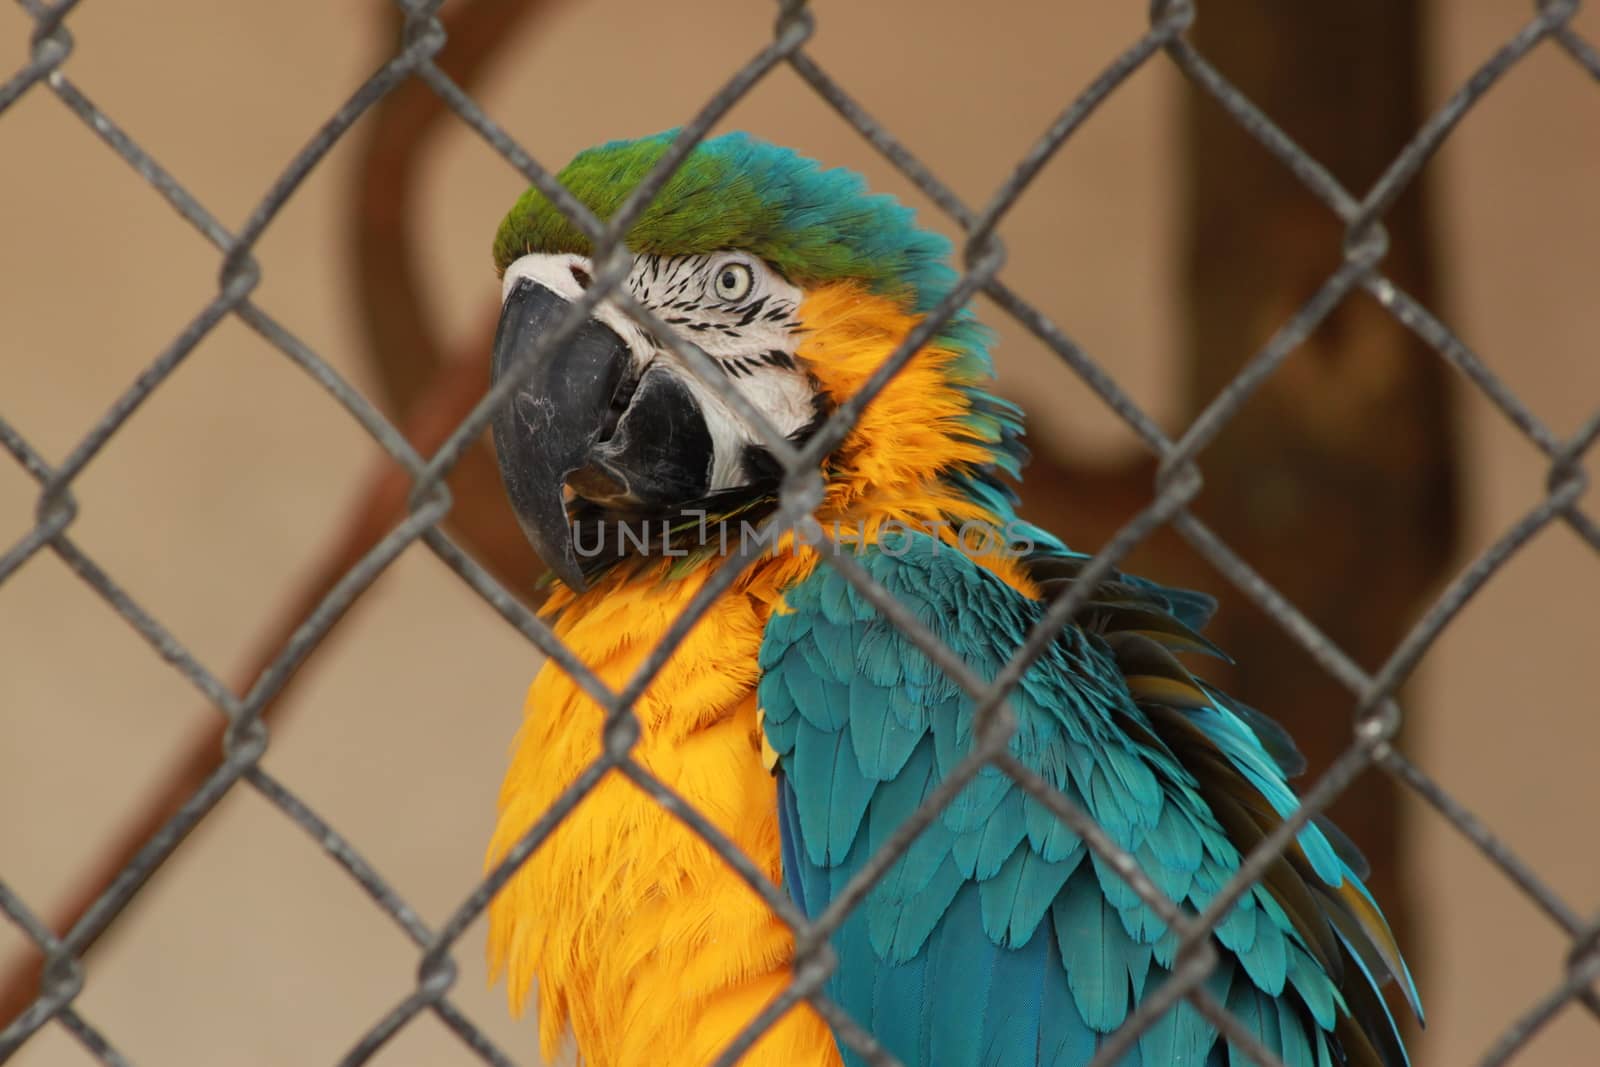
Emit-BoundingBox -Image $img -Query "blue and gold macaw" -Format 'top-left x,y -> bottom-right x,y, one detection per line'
483,131 -> 1421,1067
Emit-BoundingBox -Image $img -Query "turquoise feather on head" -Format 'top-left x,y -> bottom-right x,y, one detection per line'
493,130 -> 964,316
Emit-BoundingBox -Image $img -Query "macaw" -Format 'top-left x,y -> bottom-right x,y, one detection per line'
482,131 -> 1421,1067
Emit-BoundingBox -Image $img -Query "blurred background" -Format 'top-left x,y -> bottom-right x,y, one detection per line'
2,1 -> 1597,1064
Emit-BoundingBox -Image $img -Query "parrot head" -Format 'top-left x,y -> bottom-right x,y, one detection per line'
489,130 -> 1026,591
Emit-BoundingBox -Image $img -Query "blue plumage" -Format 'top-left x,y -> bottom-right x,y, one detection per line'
759,533 -> 1420,1067
485,130 -> 1417,1067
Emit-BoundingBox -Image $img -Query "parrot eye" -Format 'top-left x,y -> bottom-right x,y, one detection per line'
709,259 -> 755,303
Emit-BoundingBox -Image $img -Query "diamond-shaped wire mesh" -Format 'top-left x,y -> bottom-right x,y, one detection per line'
3,0 -> 1599,1064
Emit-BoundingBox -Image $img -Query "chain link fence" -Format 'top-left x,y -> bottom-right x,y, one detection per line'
3,0 -> 1599,1064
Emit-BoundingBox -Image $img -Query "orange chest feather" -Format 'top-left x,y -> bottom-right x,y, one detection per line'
484,556 -> 841,1067
483,286 -> 1034,1064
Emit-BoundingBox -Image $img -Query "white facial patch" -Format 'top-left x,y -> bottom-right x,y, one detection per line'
500,251 -> 820,494
500,253 -> 662,365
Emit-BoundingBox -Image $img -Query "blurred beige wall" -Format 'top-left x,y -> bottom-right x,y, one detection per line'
2,2 -> 1597,1064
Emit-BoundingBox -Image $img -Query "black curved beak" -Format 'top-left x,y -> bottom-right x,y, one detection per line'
490,278 -> 713,591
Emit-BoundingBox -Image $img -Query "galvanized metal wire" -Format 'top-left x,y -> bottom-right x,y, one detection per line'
3,1 -> 1599,1065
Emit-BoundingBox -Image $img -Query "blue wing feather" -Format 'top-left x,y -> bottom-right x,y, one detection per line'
864,740 -> 952,900
760,536 -> 1417,1066
979,909 -> 1049,1067
1053,867 -> 1134,1032
852,666 -> 925,780
1022,794 -> 1085,864
928,886 -> 1000,1067
871,949 -> 931,1059
1137,975 -> 1217,1067
803,722 -> 875,865
1037,933 -> 1105,1066
980,843 -> 1083,948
